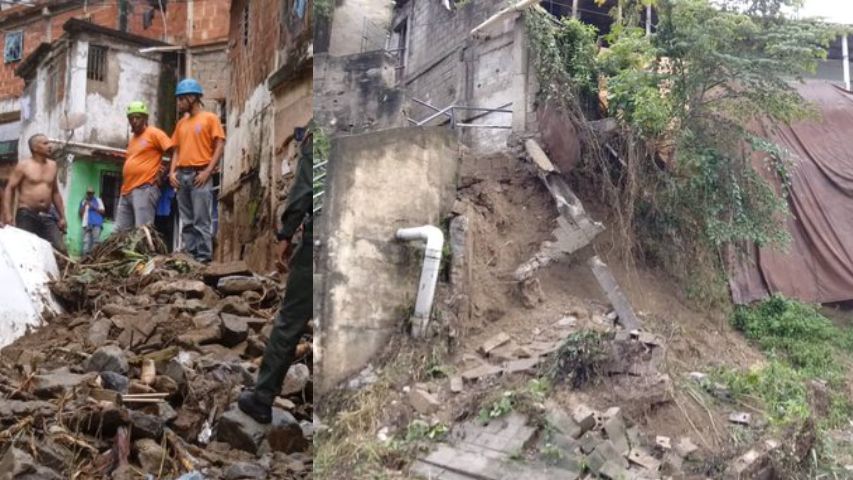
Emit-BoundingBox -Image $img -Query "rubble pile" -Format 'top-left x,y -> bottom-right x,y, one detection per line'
0,229 -> 312,479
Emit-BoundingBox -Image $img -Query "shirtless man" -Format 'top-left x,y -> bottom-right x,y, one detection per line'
2,134 -> 67,253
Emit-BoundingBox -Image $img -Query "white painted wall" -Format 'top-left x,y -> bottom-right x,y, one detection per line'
84,50 -> 162,147
20,41 -> 164,157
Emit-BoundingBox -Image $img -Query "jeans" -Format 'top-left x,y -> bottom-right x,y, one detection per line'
16,208 -> 66,253
115,184 -> 161,232
253,238 -> 313,406
82,225 -> 102,255
175,168 -> 213,262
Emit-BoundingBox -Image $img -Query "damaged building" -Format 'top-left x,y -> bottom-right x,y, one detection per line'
0,0 -> 231,177
217,0 -> 313,271
15,19 -> 181,256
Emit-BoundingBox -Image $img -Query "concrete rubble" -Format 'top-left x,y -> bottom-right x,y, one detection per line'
0,230 -> 312,479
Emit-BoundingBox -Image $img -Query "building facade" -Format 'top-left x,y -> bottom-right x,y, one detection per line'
217,0 -> 313,271
16,19 -> 178,256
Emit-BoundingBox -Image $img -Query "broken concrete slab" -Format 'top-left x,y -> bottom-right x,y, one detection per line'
0,399 -> 56,418
450,376 -> 464,393
587,440 -> 628,474
267,410 -> 309,454
144,279 -> 207,299
281,363 -> 311,396
571,404 -> 596,434
579,431 -> 604,454
128,410 -> 164,440
599,460 -> 630,480
409,387 -> 441,415
628,447 -> 661,471
544,402 -> 582,439
203,261 -> 251,284
220,313 -> 250,347
656,435 -> 672,450
461,412 -> 536,455
86,318 -> 112,348
479,332 -> 511,356
461,364 -> 503,382
503,357 -> 539,374
217,275 -> 264,294
84,345 -> 129,374
602,412 -> 630,456
32,368 -> 96,398
588,256 -> 641,331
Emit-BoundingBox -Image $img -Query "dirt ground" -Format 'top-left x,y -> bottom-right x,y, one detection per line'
439,150 -> 776,471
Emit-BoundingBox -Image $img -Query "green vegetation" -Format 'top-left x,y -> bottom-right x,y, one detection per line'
720,296 -> 852,424
405,420 -> 449,442
477,378 -> 552,422
525,0 -> 838,304
543,330 -> 609,388
732,295 -> 852,381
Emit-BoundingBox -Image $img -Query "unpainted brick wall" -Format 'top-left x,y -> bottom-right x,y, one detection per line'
227,0 -> 280,116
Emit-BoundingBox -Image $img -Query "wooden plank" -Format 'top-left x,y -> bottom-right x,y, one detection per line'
587,256 -> 641,331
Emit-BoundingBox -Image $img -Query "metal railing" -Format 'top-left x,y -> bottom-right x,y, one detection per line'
313,160 -> 327,215
407,98 -> 513,129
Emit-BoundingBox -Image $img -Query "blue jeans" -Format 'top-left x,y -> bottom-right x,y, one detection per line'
83,225 -> 102,255
176,168 -> 213,262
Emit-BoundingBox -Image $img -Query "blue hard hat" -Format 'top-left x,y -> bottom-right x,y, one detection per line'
175,78 -> 204,96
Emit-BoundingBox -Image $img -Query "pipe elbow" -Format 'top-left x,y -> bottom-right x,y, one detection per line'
395,225 -> 444,252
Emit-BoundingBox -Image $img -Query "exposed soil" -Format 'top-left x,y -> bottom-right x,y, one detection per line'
434,150 -> 774,472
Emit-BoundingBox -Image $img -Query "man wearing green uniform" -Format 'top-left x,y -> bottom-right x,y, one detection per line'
238,126 -> 313,423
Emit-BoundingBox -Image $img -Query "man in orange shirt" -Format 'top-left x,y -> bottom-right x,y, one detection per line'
116,101 -> 173,232
168,79 -> 225,263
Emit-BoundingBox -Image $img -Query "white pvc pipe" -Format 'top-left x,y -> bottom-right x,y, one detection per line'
396,225 -> 444,337
843,35 -> 850,91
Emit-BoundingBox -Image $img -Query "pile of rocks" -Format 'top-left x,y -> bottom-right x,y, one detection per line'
0,247 -> 312,479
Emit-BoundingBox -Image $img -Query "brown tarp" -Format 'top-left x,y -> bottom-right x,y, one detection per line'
730,81 -> 853,304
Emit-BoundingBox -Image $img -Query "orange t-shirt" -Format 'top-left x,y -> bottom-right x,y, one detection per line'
171,111 -> 226,168
122,126 -> 173,196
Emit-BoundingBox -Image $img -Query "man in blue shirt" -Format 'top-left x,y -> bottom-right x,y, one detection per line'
79,186 -> 105,255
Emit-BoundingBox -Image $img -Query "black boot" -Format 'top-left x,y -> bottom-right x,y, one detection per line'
238,390 -> 272,424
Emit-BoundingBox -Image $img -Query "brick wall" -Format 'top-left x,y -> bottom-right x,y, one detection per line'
0,0 -> 231,101
190,48 -> 228,101
227,0 -> 279,115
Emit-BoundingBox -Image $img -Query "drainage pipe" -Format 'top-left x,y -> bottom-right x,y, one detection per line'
396,225 -> 444,337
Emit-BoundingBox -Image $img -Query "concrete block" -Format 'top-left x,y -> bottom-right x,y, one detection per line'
588,256 -> 641,331
450,376 -> 463,393
545,402 -> 582,439
602,413 -> 630,456
587,440 -> 628,474
599,460 -> 631,480
579,431 -> 604,454
504,357 -> 539,374
729,412 -> 751,425
479,332 -> 511,355
655,435 -> 672,450
461,364 -> 503,382
571,404 -> 596,434
628,447 -> 661,471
